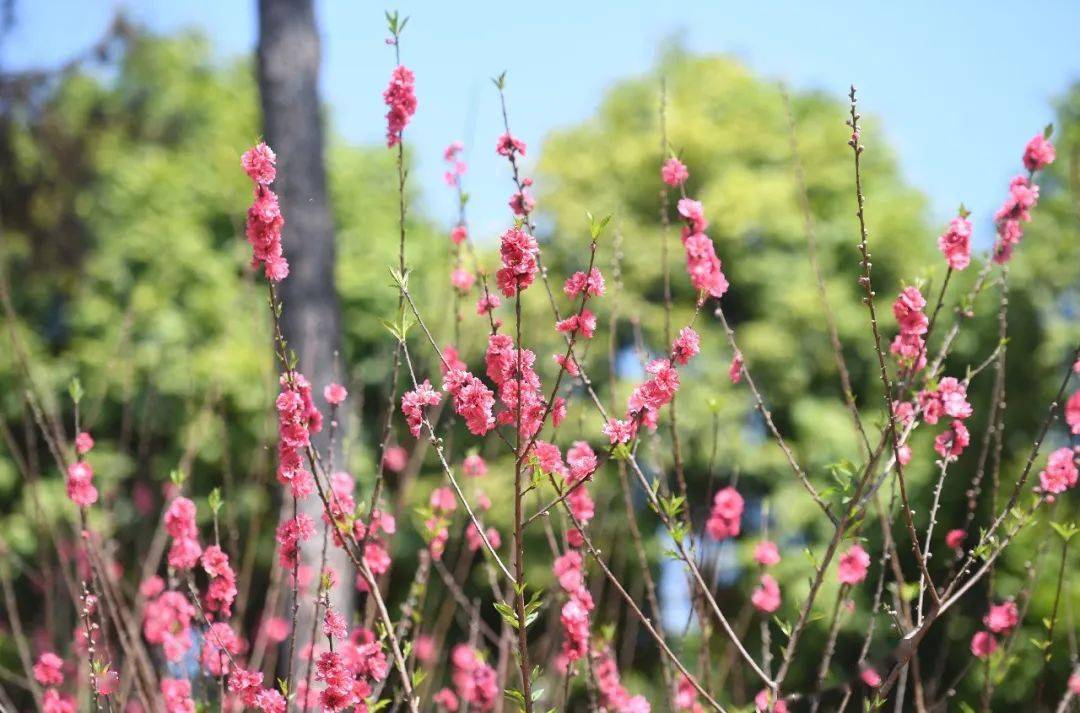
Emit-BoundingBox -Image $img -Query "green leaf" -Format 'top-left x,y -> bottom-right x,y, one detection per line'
207,487 -> 222,515
68,378 -> 84,405
1049,521 -> 1078,542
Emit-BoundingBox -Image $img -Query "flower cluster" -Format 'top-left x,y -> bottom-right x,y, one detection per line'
201,544 -> 238,617
706,486 -> 744,541
383,65 -> 417,147
142,583 -> 196,661
353,510 -> 396,590
1038,447 -> 1078,496
161,678 -> 196,713
595,648 -> 651,712
750,540 -> 783,614
915,376 -> 974,460
563,268 -> 605,299
401,379 -> 442,438
165,496 -> 202,570
486,333 -> 547,438
889,285 -> 928,374
970,600 -> 1020,659
443,368 -> 496,436
676,197 -> 729,298
937,212 -> 972,270
276,373 -> 322,497
242,143 -> 289,281
554,549 -> 594,665
992,133 -> 1054,263
443,140 -> 467,186
450,644 -> 498,711
495,226 -> 539,297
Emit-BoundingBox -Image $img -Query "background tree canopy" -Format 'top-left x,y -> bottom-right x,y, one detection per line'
0,28 -> 1076,708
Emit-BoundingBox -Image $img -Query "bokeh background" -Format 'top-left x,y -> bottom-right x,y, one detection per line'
1,1 -> 1078,709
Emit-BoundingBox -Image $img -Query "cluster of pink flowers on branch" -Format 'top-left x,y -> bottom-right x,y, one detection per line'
242,143 -> 290,281
992,131 -> 1054,263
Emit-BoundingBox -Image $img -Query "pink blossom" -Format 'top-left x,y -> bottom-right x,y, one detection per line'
165,497 -> 198,539
556,309 -> 597,339
161,678 -> 195,713
983,601 -> 1019,633
434,687 -> 460,711
261,616 -> 290,643
1038,447 -> 1078,495
383,445 -> 408,473
934,419 -> 971,460
496,227 -> 539,297
945,529 -> 966,549
563,267 -> 605,298
1022,133 -> 1056,172
677,199 -> 708,233
706,487 -> 743,541
970,631 -> 997,659
893,286 -> 928,335
860,667 -> 881,688
75,431 -> 94,454
751,574 -> 781,613
255,689 -> 286,713
897,444 -> 913,465
662,157 -> 689,186
937,377 -> 973,419
276,513 -> 315,569
476,292 -> 501,315
682,232 -> 729,298
463,454 -> 487,478
729,353 -> 743,384
443,369 -> 496,436
603,418 -> 635,444
95,668 -> 119,696
508,189 -> 535,216
937,214 -> 973,270
201,545 -> 237,616
837,544 -> 870,585
753,540 -> 781,566
42,690 -> 76,713
241,142 -> 277,185
1069,673 -> 1080,694
1065,389 -> 1080,435
324,608 -> 348,640
430,486 -> 457,514
554,352 -> 580,377
401,379 -> 442,438
450,225 -> 468,245
672,327 -> 701,366
65,460 -> 98,507
466,523 -> 501,552
383,65 -> 417,147
34,652 -> 64,686
495,133 -> 526,157
450,644 -> 498,711
140,575 -> 165,598
324,382 -> 348,405
451,267 -> 475,293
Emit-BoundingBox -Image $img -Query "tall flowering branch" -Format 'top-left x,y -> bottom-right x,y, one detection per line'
846,86 -> 940,607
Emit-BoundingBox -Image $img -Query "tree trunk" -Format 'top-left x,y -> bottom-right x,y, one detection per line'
256,0 -> 352,672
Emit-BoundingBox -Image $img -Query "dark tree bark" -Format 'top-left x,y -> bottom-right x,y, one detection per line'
256,0 -> 351,670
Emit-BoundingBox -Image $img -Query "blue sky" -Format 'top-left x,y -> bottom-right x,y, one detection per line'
4,1 -> 1079,241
